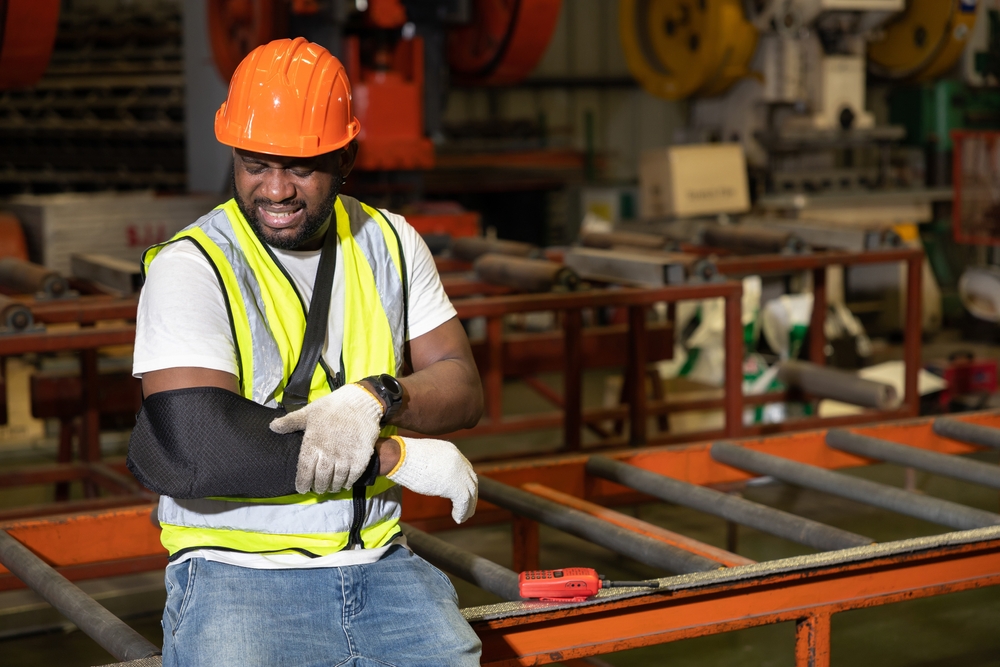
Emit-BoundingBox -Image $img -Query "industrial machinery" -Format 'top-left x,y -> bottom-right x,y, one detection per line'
619,0 -> 978,193
5,411 -> 1000,665
205,0 -> 562,171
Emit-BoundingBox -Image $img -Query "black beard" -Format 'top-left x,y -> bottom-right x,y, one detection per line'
232,171 -> 340,250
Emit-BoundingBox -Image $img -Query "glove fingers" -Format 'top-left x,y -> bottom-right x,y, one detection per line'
330,463 -> 350,493
341,451 -> 370,490
270,410 -> 308,434
313,454 -> 335,495
294,450 -> 318,495
451,473 -> 479,524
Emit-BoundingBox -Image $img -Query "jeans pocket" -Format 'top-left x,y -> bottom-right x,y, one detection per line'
415,554 -> 459,602
163,559 -> 197,637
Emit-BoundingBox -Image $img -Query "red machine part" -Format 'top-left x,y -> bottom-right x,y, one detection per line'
0,0 -> 60,90
207,0 -> 289,82
0,214 -> 29,262
447,0 -> 562,85
952,130 -> 1000,246
344,35 -> 434,170
365,0 -> 407,29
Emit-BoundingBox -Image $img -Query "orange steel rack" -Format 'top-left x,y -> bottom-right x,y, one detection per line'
3,411 -> 1000,666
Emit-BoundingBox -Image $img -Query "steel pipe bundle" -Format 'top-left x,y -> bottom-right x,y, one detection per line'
0,257 -> 69,298
478,477 -> 722,575
826,429 -> 1000,489
473,255 -> 580,292
0,530 -> 160,661
701,226 -> 808,254
777,360 -> 899,409
933,418 -> 1000,450
586,456 -> 872,551
0,294 -> 32,330
400,523 -> 522,601
710,442 -> 1000,531
450,237 -> 538,262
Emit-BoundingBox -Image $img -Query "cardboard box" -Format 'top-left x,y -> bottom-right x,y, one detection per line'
639,143 -> 750,219
2,191 -> 222,275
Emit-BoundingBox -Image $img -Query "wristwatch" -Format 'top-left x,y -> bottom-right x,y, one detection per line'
362,373 -> 403,425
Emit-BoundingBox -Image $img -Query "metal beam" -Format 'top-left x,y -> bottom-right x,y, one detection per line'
478,478 -> 722,575
586,456 -> 872,551
826,429 -> 1000,489
400,523 -> 522,602
0,530 -> 160,661
710,442 -> 1000,531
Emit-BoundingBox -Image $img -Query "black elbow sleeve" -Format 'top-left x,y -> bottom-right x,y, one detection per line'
127,387 -> 300,499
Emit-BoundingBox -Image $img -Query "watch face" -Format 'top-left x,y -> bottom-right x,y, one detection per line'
380,373 -> 403,400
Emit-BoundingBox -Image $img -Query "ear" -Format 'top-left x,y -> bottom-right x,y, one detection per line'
337,140 -> 359,179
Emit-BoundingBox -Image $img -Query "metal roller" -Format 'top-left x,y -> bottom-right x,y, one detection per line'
777,360 -> 899,410
710,442 -> 1000,531
450,237 -> 539,262
586,456 -> 872,552
0,294 -> 32,330
868,0 -> 977,83
580,230 -> 669,252
0,258 -> 69,298
0,530 -> 161,661
400,523 -> 522,601
474,255 -> 579,292
701,226 -> 808,255
478,477 -> 722,575
934,419 -> 1000,450
826,430 -> 1000,490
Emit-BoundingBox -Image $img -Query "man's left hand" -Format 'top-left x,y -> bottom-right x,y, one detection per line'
270,383 -> 385,493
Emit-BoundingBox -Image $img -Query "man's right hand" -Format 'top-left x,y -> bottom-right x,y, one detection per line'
270,383 -> 385,494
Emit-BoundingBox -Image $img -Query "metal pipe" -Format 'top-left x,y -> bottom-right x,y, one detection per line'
478,477 -> 722,575
777,360 -> 899,409
451,237 -> 538,262
826,429 -> 1000,489
0,294 -> 32,330
0,257 -> 69,298
710,443 -> 1000,531
400,523 -> 522,601
586,456 -> 872,551
934,418 -> 1000,450
473,255 -> 579,292
0,530 -> 160,661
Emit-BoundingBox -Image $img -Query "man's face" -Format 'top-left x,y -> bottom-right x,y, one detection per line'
232,149 -> 342,250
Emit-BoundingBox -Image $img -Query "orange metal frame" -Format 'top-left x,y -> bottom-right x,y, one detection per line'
3,411 -> 1000,667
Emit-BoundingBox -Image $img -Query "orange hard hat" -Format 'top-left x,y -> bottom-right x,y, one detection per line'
214,37 -> 361,158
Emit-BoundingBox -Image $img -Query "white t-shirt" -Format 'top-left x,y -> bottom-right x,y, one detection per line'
133,208 -> 457,569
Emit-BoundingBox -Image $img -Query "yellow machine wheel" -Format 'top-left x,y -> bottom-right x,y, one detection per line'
619,0 -> 758,100
868,0 -> 977,82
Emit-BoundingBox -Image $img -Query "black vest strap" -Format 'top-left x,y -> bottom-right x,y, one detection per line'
281,213 -> 339,412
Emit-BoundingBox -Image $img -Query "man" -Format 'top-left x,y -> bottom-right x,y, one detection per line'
131,37 -> 484,666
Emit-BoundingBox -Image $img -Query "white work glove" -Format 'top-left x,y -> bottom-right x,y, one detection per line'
270,383 -> 384,494
387,436 -> 478,524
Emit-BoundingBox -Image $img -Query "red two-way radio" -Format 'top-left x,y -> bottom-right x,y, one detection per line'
518,568 -> 659,602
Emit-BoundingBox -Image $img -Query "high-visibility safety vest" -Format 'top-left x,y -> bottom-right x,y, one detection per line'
141,195 -> 408,558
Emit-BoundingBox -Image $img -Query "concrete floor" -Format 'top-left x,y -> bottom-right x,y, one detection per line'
3,339 -> 1000,666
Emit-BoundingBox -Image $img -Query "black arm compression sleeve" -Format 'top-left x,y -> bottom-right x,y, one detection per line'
126,387 -> 301,499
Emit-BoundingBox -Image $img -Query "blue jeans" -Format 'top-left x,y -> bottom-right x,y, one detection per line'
161,545 -> 482,667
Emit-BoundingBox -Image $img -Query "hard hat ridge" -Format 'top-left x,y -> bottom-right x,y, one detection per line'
215,37 -> 361,158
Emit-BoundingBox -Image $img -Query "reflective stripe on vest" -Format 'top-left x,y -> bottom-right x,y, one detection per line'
141,195 -> 407,557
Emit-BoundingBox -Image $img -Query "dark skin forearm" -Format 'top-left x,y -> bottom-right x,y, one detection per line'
359,317 -> 483,434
